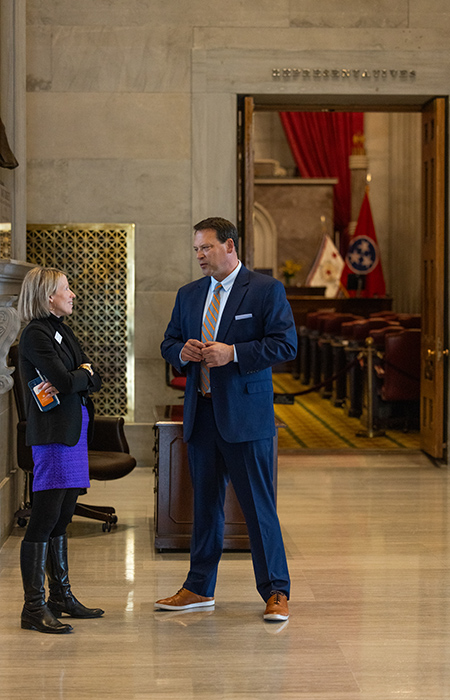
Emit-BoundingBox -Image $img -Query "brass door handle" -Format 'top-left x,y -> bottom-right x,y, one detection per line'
427,349 -> 435,357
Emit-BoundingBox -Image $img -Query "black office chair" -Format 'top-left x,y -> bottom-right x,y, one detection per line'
9,344 -> 136,532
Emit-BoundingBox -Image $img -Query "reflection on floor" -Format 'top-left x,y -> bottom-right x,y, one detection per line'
1,453 -> 449,699
273,373 -> 421,451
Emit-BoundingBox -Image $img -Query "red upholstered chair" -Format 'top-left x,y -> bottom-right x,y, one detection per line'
165,361 -> 187,395
350,317 -> 400,343
319,314 -> 363,398
340,320 -> 358,340
320,313 -> 359,336
369,311 -> 399,321
395,314 -> 421,329
341,319 -> 398,416
374,329 -> 421,430
305,309 -> 336,331
298,311 -> 335,385
9,344 -> 136,531
309,313 -> 339,387
381,329 -> 421,402
369,325 -> 405,349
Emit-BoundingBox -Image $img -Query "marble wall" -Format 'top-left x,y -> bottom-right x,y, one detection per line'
254,180 -> 335,285
21,1 -> 450,465
254,113 -> 296,176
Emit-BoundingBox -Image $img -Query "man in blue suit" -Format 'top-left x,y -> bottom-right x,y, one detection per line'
156,217 -> 297,621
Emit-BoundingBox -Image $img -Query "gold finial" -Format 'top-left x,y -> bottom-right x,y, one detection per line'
352,132 -> 366,155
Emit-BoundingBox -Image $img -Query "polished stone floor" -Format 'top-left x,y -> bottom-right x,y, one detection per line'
1,451 -> 450,699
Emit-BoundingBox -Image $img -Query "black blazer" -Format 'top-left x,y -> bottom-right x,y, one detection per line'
18,316 -> 102,447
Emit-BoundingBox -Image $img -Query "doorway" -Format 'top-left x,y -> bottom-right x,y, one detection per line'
237,96 -> 448,460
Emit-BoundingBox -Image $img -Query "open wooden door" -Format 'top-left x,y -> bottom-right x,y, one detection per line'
237,95 -> 254,269
420,98 -> 448,459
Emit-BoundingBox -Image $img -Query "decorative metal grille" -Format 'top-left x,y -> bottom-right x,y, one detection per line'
26,224 -> 135,419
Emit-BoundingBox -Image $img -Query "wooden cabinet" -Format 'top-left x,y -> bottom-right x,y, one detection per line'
153,405 -> 280,552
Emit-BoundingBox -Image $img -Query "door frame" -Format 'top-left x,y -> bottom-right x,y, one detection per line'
237,94 -> 448,460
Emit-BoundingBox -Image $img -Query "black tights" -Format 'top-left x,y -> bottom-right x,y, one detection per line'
23,488 -> 80,543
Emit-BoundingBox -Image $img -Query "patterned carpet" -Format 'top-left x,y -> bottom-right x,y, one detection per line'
273,373 -> 421,452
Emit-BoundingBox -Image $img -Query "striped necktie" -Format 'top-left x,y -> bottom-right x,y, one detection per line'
200,282 -> 222,395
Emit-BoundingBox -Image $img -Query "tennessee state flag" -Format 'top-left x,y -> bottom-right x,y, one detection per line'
340,190 -> 386,298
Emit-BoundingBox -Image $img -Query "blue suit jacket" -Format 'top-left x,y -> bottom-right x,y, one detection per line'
161,266 -> 297,443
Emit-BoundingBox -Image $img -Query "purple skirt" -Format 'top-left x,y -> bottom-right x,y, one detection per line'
31,405 -> 90,492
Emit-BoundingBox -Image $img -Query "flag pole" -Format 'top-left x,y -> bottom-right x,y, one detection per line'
339,282 -> 350,298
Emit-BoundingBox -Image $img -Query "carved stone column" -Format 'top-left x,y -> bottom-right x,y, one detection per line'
0,259 -> 33,392
0,258 -> 32,547
0,295 -> 20,393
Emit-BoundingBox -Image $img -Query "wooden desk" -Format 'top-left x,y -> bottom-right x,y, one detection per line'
153,405 -> 281,552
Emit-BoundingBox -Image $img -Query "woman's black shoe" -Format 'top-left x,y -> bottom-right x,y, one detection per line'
47,534 -> 104,618
20,540 -> 73,633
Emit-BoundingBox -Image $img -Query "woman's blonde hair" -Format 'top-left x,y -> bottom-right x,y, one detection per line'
18,267 -> 66,323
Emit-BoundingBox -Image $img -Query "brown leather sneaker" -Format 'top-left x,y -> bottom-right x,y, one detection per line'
263,592 -> 289,621
154,587 -> 215,611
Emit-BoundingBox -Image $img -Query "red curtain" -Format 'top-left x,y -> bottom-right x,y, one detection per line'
279,112 -> 364,252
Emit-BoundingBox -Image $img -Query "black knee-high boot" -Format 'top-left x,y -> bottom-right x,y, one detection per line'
20,541 -> 73,633
46,534 -> 104,618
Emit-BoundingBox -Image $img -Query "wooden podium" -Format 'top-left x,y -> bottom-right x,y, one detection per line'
153,405 -> 281,552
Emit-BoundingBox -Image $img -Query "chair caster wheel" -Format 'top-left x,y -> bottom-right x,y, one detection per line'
111,515 -> 118,525
17,518 -> 27,528
102,522 -> 112,532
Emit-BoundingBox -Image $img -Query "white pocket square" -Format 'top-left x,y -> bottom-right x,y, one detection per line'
235,313 -> 253,320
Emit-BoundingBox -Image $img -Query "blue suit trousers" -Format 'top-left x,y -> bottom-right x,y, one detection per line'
184,396 -> 290,602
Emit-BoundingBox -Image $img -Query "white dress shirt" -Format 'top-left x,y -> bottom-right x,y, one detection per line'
203,261 -> 242,334
180,261 -> 242,365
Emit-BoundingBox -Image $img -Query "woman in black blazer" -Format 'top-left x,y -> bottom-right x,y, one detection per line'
17,267 -> 104,634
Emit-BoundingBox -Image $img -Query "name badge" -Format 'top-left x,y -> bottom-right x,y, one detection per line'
235,313 -> 253,320
55,331 -> 63,344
